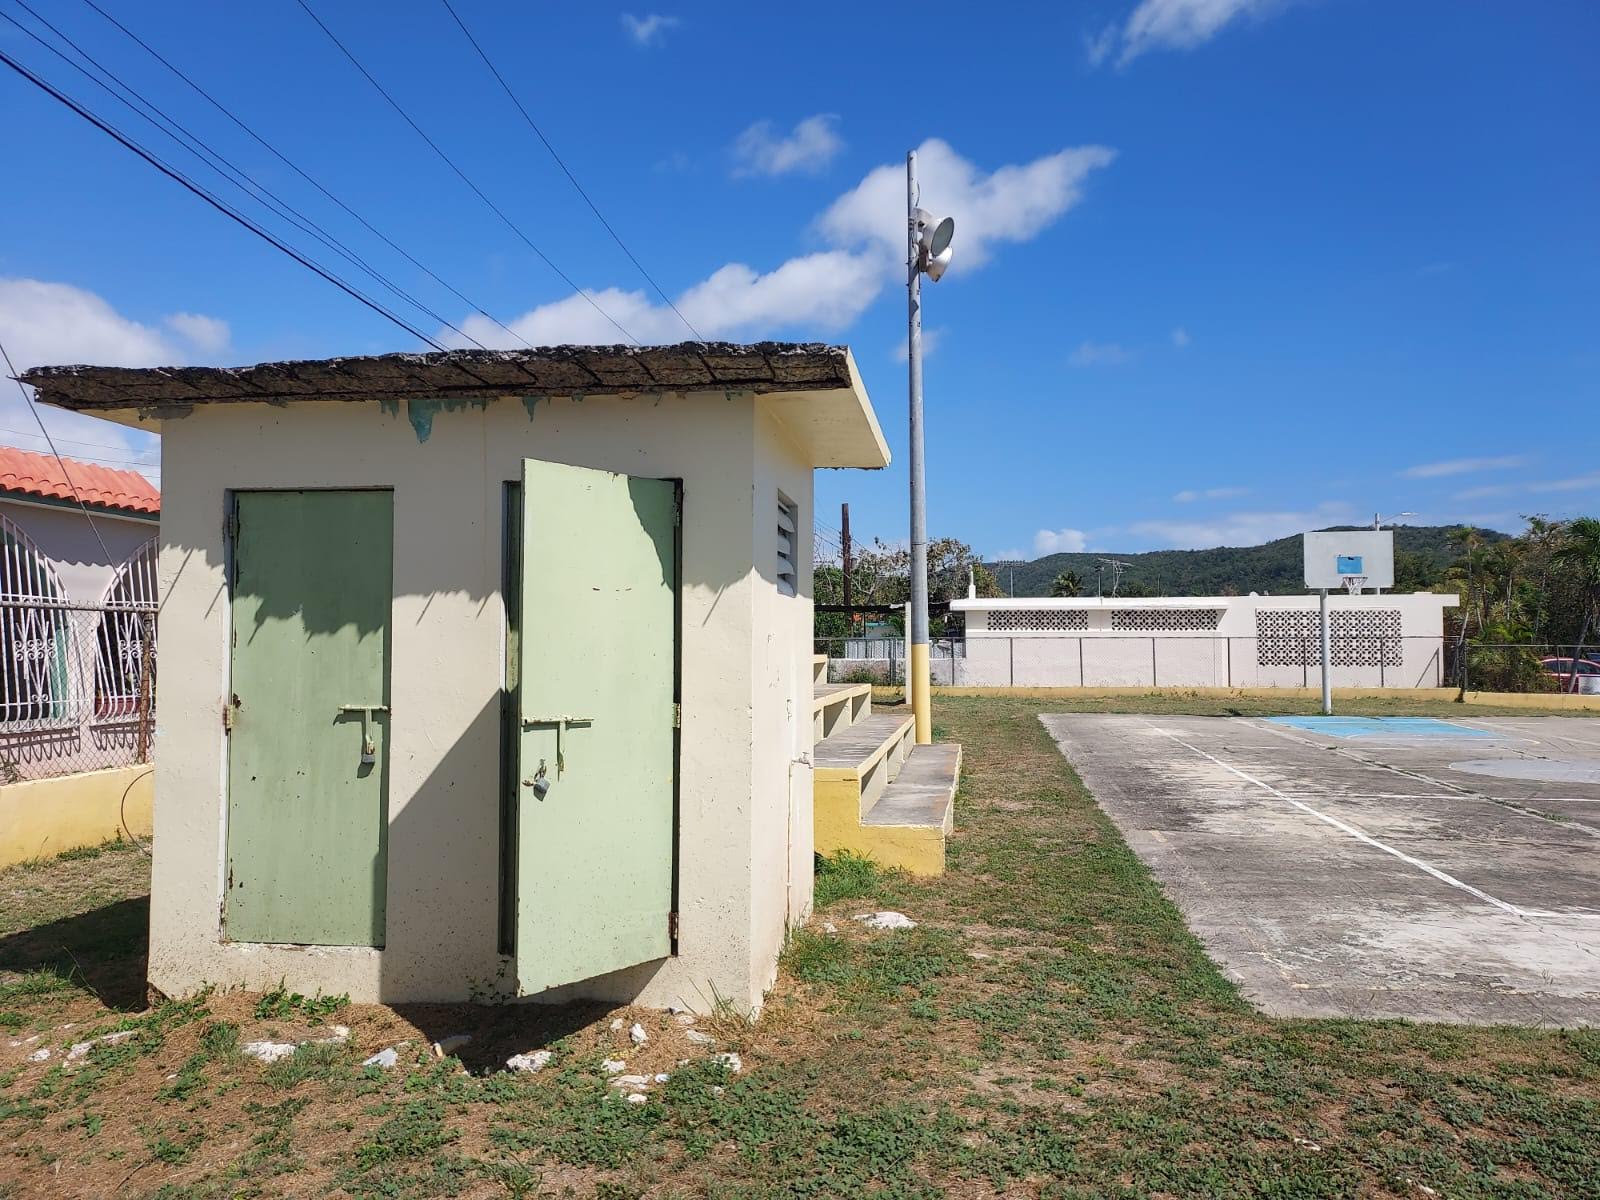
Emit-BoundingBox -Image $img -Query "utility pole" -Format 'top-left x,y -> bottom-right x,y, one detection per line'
904,151 -> 953,746
841,503 -> 853,612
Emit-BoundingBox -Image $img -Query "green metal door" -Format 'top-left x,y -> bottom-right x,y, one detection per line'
225,490 -> 392,947
516,460 -> 678,993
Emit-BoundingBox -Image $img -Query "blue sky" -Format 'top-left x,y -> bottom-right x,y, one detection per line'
2,0 -> 1595,558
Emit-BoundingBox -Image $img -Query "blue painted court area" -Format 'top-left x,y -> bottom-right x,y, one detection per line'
1265,716 -> 1493,739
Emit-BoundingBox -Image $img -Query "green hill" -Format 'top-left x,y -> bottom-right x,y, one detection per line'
989,525 -> 1497,598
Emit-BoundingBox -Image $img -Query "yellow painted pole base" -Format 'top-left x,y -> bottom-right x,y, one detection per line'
910,642 -> 932,745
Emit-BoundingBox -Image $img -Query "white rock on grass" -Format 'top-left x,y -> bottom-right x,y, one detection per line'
601,1058 -> 626,1074
625,1092 -> 648,1104
853,912 -> 916,930
609,1017 -> 625,1032
610,1074 -> 651,1090
673,1012 -> 696,1027
243,1040 -> 300,1064
66,1030 -> 137,1061
506,1049 -> 554,1073
27,1048 -> 50,1063
628,1022 -> 649,1046
362,1047 -> 401,1069
318,1025 -> 352,1045
685,1029 -> 716,1046
432,1034 -> 470,1056
822,921 -> 838,934
712,1052 -> 743,1074
654,1073 -> 671,1083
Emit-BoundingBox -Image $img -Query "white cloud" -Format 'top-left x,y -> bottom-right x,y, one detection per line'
1128,501 -> 1354,550
451,138 -> 1114,347
621,12 -> 679,46
892,327 -> 943,363
1091,0 -> 1281,67
1069,341 -> 1130,367
992,547 -> 1027,563
732,115 -> 843,178
1173,486 -> 1248,503
1171,326 -> 1191,348
818,138 -> 1116,273
0,277 -> 207,478
1034,528 -> 1090,555
1455,472 -> 1600,501
165,312 -> 230,354
1400,454 -> 1528,479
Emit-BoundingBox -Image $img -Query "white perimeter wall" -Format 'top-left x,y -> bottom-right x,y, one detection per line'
955,594 -> 1458,689
143,391 -> 813,1012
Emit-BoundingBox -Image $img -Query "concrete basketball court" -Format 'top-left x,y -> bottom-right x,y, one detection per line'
1041,714 -> 1600,1026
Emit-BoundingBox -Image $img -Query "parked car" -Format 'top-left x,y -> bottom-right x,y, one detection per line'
1540,656 -> 1600,694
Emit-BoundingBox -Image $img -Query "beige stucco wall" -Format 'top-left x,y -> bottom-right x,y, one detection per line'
956,594 -> 1459,689
143,390 -> 816,1012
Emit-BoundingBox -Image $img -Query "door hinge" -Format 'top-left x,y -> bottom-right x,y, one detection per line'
672,491 -> 682,527
672,702 -> 681,729
222,700 -> 234,733
668,911 -> 679,940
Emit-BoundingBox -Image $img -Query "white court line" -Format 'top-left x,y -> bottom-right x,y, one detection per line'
1464,718 -> 1600,750
1141,721 -> 1600,922
1250,719 -> 1600,842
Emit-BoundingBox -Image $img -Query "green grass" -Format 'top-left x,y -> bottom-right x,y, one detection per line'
1,698 -> 1596,1198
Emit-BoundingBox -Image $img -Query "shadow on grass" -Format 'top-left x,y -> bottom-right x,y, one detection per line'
0,895 -> 149,1011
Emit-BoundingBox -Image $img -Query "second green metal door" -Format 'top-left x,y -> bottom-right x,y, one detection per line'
516,460 -> 678,994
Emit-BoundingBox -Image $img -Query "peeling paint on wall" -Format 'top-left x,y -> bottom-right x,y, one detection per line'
403,396 -> 487,443
521,396 -> 541,421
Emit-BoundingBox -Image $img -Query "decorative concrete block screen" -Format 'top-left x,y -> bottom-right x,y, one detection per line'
1256,610 -> 1403,667
1109,608 -> 1223,631
987,609 -> 1089,632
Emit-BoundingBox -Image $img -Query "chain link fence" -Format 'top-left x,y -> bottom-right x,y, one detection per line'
815,633 -> 1599,694
0,599 -> 157,782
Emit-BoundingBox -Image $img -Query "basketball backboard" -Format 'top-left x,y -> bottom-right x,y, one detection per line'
1303,530 -> 1394,590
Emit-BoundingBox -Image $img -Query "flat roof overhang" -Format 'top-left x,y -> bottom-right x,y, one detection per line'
18,341 -> 890,470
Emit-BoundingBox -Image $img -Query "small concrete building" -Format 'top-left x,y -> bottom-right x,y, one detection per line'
951,592 -> 1460,689
24,343 -> 888,1012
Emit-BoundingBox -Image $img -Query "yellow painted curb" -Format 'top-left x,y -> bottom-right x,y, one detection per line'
0,765 -> 153,868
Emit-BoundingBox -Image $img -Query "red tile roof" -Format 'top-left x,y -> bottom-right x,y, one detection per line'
0,445 -> 159,516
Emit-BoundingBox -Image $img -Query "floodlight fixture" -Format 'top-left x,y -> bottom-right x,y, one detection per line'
912,207 -> 955,281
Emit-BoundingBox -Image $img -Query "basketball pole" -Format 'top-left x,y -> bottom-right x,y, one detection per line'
1319,588 -> 1333,715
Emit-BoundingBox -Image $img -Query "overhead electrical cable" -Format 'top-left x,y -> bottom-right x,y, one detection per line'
74,0 -> 537,351
3,2 -> 488,351
0,47 -> 448,350
294,0 -> 640,346
1,335 -> 116,564
436,0 -> 702,340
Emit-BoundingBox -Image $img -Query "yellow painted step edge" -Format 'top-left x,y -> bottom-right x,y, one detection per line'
813,715 -> 914,783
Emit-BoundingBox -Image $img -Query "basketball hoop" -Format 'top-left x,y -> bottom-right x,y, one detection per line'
1342,575 -> 1366,596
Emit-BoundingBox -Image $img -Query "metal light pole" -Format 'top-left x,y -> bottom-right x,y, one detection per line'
906,151 -> 930,743
904,150 -> 953,746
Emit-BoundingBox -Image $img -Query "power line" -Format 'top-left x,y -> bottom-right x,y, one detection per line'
0,46 -> 447,350
0,425 -> 154,456
75,0 -> 537,352
1,336 -> 115,564
3,2 -> 487,351
436,0 -> 701,340
294,0 -> 640,346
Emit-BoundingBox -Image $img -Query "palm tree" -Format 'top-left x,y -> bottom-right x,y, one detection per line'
1049,570 -> 1084,598
1553,517 -> 1600,692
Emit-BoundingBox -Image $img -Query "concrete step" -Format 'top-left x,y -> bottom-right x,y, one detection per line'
814,712 -> 914,820
865,743 -> 961,834
812,681 -> 871,742
814,721 -> 957,878
813,653 -> 828,686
